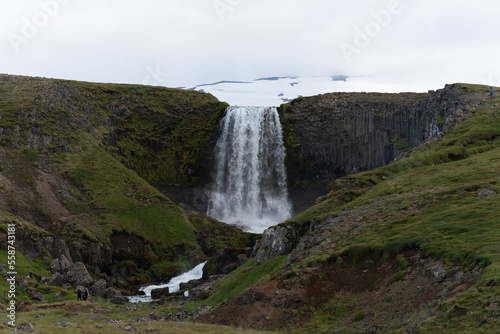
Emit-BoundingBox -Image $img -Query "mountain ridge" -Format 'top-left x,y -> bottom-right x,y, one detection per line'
0,75 -> 499,333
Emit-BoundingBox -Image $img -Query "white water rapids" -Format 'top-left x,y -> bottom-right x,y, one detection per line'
207,106 -> 292,233
128,107 -> 291,302
128,262 -> 206,303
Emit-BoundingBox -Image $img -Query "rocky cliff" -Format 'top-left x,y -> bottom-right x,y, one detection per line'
280,84 -> 483,190
200,83 -> 500,332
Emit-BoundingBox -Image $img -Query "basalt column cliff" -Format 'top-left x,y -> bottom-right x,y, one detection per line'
280,84 -> 483,190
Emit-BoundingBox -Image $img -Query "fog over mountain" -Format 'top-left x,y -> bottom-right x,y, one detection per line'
2,1 -> 500,91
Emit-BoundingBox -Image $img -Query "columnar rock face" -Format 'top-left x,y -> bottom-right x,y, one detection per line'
280,84 -> 483,187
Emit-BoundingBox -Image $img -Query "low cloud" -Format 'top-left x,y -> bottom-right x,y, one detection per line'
1,0 -> 499,89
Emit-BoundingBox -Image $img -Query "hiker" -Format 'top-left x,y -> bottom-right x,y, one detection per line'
490,87 -> 494,100
77,288 -> 82,301
83,289 -> 89,301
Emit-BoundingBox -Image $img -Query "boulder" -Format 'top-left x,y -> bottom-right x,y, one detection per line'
478,190 -> 497,197
188,283 -> 212,301
49,259 -> 61,274
90,279 -> 107,298
255,225 -> 298,264
104,287 -> 121,299
12,321 -> 35,332
41,236 -> 73,264
59,255 -> 71,273
25,287 -> 48,303
55,321 -> 73,327
51,239 -> 73,264
179,279 -> 204,291
48,272 -> 64,287
151,287 -> 170,299
111,295 -> 128,304
122,324 -> 137,331
17,277 -> 29,289
65,262 -> 94,287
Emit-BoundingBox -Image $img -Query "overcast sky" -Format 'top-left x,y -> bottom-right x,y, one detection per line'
1,0 -> 500,91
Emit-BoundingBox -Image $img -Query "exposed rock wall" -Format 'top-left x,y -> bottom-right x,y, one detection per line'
280,84 -> 483,188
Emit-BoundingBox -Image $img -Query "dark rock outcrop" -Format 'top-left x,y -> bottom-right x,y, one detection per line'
151,287 -> 170,299
49,255 -> 71,274
48,272 -> 64,287
110,295 -> 128,304
280,84 -> 483,188
65,262 -> 94,287
90,279 -> 108,298
202,247 -> 253,278
254,224 -> 308,264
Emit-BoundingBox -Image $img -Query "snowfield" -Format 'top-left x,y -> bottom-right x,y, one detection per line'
187,75 -> 439,106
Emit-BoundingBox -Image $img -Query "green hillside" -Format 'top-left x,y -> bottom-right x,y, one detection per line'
197,83 -> 500,333
1,78 -> 499,333
0,75 -> 254,298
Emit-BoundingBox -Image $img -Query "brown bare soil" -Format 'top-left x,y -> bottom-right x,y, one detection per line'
197,250 -> 481,332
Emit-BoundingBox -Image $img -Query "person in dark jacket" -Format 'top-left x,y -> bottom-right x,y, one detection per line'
490,87 -> 494,100
77,288 -> 82,301
82,289 -> 88,301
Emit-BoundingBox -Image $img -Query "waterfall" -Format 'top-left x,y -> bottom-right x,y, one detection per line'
207,106 -> 292,233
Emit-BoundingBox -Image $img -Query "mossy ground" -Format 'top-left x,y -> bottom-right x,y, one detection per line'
2,78 -> 500,333
279,84 -> 500,332
0,75 -> 244,287
3,302 -> 275,334
206,256 -> 288,304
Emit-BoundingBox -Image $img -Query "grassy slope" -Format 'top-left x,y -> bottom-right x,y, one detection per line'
0,75 -> 228,186
2,79 -> 499,332
291,84 -> 499,269
60,134 -> 195,245
281,84 -> 500,332
0,75 -> 252,286
7,301 -> 277,334
194,84 -> 500,333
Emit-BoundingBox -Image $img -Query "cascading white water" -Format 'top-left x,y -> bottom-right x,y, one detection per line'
207,106 -> 292,233
127,261 -> 207,303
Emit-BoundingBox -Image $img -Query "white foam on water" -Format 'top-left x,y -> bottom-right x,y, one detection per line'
128,262 -> 206,303
207,106 -> 292,233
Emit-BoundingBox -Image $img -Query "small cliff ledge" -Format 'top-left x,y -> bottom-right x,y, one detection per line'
280,84 -> 483,188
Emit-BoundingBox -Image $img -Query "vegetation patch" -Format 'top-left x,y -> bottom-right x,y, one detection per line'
206,256 -> 287,304
390,272 -> 406,284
